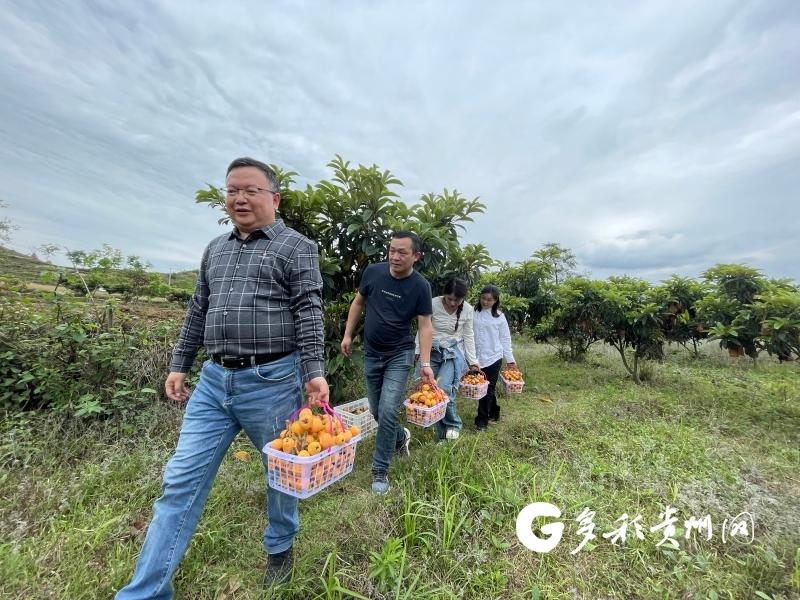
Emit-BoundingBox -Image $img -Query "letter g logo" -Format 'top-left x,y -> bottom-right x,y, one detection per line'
516,502 -> 564,553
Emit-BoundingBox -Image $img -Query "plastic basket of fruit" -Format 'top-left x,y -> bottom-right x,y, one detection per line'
263,403 -> 362,499
404,381 -> 448,427
336,397 -> 377,437
459,370 -> 489,399
500,367 -> 525,394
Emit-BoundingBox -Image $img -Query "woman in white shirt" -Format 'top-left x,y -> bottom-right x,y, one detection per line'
415,278 -> 479,441
473,284 -> 517,430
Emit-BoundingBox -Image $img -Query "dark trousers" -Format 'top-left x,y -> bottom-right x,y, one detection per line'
475,358 -> 503,427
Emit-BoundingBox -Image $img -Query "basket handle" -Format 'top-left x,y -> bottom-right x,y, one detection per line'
461,369 -> 487,381
288,400 -> 347,434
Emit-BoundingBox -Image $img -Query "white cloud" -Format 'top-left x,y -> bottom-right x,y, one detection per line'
0,0 -> 798,283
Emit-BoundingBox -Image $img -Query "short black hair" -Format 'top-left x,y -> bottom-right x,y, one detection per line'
391,230 -> 422,253
226,157 -> 279,192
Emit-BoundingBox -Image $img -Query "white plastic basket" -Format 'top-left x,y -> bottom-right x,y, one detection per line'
336,397 -> 377,437
459,380 -> 489,399
500,371 -> 525,394
263,434 -> 362,499
403,398 -> 447,427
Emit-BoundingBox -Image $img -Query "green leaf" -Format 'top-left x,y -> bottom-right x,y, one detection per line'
490,534 -> 511,550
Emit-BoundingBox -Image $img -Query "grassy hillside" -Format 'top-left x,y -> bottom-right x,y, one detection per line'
0,246 -> 50,281
0,246 -> 197,290
1,341 -> 798,599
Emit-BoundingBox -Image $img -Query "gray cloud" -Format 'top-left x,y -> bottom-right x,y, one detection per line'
0,0 -> 798,283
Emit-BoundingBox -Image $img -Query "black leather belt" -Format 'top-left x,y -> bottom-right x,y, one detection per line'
211,351 -> 293,369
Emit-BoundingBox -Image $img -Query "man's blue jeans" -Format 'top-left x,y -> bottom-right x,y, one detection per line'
431,350 -> 462,440
364,348 -> 414,474
115,353 -> 303,600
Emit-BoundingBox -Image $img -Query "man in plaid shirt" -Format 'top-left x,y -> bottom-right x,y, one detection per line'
116,157 -> 328,598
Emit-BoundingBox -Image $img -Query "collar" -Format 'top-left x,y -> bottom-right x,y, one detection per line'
229,219 -> 287,241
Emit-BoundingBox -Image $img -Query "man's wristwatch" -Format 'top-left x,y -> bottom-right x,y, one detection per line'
421,362 -> 431,368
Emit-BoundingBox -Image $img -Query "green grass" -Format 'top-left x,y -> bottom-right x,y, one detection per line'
1,341 -> 798,599
161,270 -> 199,290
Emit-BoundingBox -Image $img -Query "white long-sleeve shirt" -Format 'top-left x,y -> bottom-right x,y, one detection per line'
415,296 -> 478,366
473,308 -> 515,368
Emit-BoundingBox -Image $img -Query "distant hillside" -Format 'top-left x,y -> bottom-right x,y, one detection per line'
0,246 -> 51,281
0,246 -> 197,290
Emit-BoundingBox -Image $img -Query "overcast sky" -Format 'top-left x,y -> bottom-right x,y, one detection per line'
1,1 -> 798,282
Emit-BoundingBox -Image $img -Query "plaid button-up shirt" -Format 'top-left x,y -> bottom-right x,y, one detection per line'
170,219 -> 325,382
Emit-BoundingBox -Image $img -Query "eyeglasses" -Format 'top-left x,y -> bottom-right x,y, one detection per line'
221,187 -> 278,199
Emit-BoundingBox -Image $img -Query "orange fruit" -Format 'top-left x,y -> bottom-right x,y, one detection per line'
310,416 -> 324,434
298,413 -> 313,431
318,432 -> 334,450
270,439 -> 283,450
281,437 -> 296,454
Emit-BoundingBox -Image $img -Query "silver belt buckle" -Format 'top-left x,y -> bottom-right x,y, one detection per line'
221,355 -> 240,368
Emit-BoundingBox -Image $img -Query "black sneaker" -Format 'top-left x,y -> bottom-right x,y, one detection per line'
264,546 -> 293,587
372,471 -> 390,495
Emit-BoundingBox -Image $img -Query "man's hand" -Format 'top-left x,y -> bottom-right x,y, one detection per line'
469,364 -> 480,372
421,365 -> 435,384
305,377 -> 330,407
507,362 -> 517,369
341,335 -> 352,357
165,371 -> 191,402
